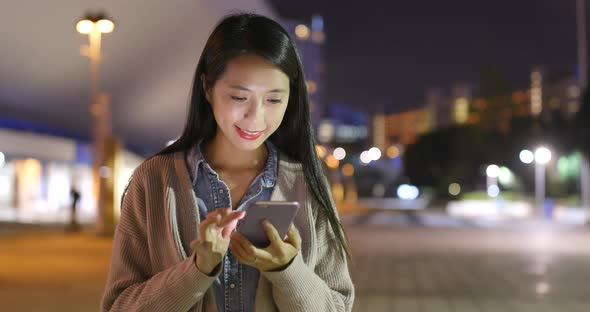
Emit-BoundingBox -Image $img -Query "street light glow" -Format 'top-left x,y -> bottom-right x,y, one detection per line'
97,19 -> 115,33
520,149 -> 534,164
486,164 -> 500,178
397,184 -> 419,200
76,19 -> 94,34
535,147 -> 552,165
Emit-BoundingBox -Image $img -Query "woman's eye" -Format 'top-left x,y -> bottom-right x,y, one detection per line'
230,96 -> 247,102
268,99 -> 282,104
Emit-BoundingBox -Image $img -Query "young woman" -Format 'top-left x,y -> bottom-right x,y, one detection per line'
100,13 -> 354,312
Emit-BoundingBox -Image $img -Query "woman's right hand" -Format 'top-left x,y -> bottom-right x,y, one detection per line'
190,208 -> 246,275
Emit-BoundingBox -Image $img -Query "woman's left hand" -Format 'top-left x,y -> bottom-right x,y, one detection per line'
229,221 -> 301,272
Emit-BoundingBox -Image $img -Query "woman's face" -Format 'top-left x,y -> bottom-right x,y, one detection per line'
206,54 -> 290,151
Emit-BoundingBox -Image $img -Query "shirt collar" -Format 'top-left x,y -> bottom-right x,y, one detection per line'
188,140 -> 278,188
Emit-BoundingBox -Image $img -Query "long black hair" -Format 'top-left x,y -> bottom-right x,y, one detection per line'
156,13 -> 350,258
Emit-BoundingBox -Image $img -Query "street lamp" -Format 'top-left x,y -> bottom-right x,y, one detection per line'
76,12 -> 115,103
76,11 -> 117,235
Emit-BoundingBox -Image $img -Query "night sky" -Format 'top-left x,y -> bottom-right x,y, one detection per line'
270,0 -> 586,114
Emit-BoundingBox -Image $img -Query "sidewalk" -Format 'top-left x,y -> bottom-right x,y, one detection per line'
0,228 -> 112,312
2,219 -> 590,311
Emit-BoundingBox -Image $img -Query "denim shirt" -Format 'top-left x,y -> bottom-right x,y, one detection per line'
189,141 -> 278,312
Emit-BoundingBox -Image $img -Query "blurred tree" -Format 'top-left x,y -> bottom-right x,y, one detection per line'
477,67 -> 514,133
404,125 -> 487,197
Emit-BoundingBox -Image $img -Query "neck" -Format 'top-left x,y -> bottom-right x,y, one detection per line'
204,133 -> 267,171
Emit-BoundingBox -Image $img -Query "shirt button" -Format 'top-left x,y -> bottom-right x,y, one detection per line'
218,189 -> 223,194
230,283 -> 236,289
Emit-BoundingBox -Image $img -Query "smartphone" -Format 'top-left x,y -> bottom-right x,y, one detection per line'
236,201 -> 300,248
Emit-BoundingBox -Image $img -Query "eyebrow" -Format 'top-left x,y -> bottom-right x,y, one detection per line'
228,85 -> 287,93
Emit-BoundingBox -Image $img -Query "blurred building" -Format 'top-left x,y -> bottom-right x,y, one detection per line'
280,15 -> 326,129
0,124 -> 142,224
542,73 -> 582,117
390,69 -> 583,140
471,69 -> 581,132
376,83 -> 475,147
380,107 -> 433,146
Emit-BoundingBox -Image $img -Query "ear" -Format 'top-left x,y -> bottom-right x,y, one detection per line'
201,74 -> 212,103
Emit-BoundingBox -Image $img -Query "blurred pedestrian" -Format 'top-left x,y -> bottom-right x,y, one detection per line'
66,186 -> 81,232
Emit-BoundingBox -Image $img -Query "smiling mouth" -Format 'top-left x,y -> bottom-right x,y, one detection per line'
239,128 -> 262,135
235,126 -> 264,140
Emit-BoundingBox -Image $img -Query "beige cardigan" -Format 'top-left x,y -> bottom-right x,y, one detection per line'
100,148 -> 355,311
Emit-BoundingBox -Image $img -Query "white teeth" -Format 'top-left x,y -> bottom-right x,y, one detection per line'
239,127 -> 260,135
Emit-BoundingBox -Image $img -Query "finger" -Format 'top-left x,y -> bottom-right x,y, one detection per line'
262,220 -> 283,246
200,210 -> 225,238
221,211 -> 246,239
219,211 -> 246,228
231,232 -> 257,257
231,236 -> 272,264
206,208 -> 222,219
200,210 -> 221,229
286,224 -> 302,249
198,217 -> 217,238
229,239 -> 249,260
217,207 -> 231,221
213,213 -> 222,227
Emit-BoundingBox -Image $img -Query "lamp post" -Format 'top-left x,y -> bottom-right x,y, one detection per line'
576,0 -> 590,221
534,147 -> 552,216
76,12 -> 117,235
520,147 -> 552,217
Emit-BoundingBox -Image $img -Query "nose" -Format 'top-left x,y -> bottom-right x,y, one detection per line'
243,97 -> 264,124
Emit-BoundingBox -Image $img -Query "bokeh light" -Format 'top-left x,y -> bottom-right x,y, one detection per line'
325,154 -> 340,169
535,147 -> 552,165
342,163 -> 354,176
448,183 -> 461,196
368,147 -> 382,161
360,151 -> 371,164
386,145 -> 400,158
397,184 -> 419,200
486,164 -> 500,178
315,145 -> 326,159
333,147 -> 346,160
520,150 -> 534,164
295,24 -> 310,40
